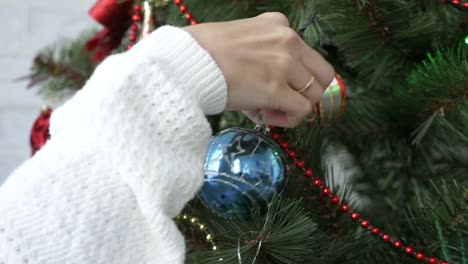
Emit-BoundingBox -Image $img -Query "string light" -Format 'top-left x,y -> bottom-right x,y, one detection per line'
176,214 -> 219,252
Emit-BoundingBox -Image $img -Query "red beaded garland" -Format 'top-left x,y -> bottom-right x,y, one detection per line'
441,0 -> 468,11
341,204 -> 350,212
393,240 -> 402,248
312,178 -> 322,187
295,160 -> 305,168
382,234 -> 391,242
271,133 -> 280,140
321,187 -> 330,196
405,247 -> 414,255
330,195 -> 340,204
415,252 -> 425,261
173,2 -> 447,261
360,220 -> 370,229
427,257 -> 438,264
132,14 -> 141,21
280,142 -> 288,149
371,227 -> 380,235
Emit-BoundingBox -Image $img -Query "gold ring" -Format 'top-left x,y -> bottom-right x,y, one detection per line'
297,76 -> 315,94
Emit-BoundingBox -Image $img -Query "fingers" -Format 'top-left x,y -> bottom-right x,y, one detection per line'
261,86 -> 313,128
287,60 -> 324,105
299,43 -> 335,89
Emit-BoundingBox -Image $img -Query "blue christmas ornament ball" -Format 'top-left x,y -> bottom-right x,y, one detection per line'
199,127 -> 288,219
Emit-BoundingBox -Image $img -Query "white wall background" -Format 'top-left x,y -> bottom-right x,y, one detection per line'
0,0 -> 96,184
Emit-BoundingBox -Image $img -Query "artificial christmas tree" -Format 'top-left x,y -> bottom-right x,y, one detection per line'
27,0 -> 467,263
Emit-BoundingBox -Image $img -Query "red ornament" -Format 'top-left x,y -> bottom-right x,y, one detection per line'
350,212 -> 359,221
330,195 -> 340,204
179,4 -> 187,12
86,0 -> 135,61
185,12 -> 193,20
427,257 -> 438,264
30,106 -> 52,156
341,204 -> 350,212
321,187 -> 330,196
371,227 -> 380,235
304,169 -> 313,178
190,19 -> 197,25
405,247 -> 414,255
360,220 -> 369,229
127,44 -> 134,50
130,24 -> 138,31
393,240 -> 402,248
382,234 -> 391,242
133,5 -> 141,12
174,0 -> 182,5
295,160 -> 305,169
441,261 -> 449,264
464,2 -> 468,7
453,0 -> 460,4
415,252 -> 425,261
129,33 -> 137,41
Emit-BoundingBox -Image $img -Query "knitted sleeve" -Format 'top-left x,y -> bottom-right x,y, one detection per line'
0,26 -> 227,264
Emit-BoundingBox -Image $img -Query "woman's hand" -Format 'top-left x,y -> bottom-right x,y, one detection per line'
184,12 -> 335,128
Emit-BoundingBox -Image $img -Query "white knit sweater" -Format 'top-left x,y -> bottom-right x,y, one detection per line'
0,26 -> 227,264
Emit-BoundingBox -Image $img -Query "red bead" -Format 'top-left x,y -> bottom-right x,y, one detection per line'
427,257 -> 438,264
295,160 -> 304,169
132,14 -> 141,22
453,0 -> 460,4
127,44 -> 133,50
280,142 -> 288,149
312,178 -> 322,187
179,5 -> 187,12
330,195 -> 340,204
405,247 -> 414,255
415,252 -> 425,261
341,204 -> 350,212
440,261 -> 449,264
393,240 -> 402,248
131,24 -> 138,32
304,169 -> 313,178
129,34 -> 137,42
190,19 -> 197,25
185,12 -> 193,20
288,150 -> 296,159
464,2 -> 468,7
360,220 -> 369,229
321,187 -> 330,196
371,227 -> 380,235
382,234 -> 391,242
174,0 -> 182,5
350,212 -> 359,221
271,133 -> 280,140
133,5 -> 141,12
441,0 -> 447,3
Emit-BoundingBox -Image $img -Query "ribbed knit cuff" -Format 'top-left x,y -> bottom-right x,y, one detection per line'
127,26 -> 228,115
